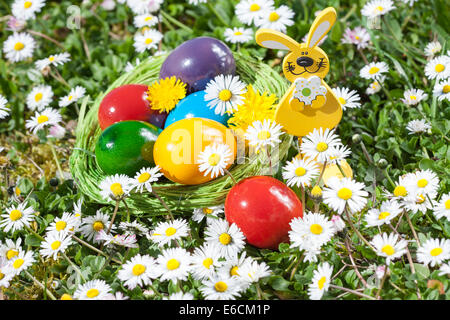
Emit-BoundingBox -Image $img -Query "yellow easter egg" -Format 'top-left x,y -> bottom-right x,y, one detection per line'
319,159 -> 353,186
153,118 -> 237,185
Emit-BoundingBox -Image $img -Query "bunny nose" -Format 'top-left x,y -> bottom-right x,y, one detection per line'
297,57 -> 314,67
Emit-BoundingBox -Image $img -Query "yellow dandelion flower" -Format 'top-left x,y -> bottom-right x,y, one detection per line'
146,77 -> 187,113
227,85 -> 277,131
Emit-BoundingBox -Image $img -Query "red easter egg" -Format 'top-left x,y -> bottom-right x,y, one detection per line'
98,84 -> 168,130
225,176 -> 303,250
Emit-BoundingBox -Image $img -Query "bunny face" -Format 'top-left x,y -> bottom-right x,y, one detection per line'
282,45 -> 329,83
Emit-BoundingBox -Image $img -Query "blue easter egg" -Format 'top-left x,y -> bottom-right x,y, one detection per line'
164,91 -> 231,128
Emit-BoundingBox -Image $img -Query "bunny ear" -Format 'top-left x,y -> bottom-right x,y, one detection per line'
255,29 -> 300,52
306,7 -> 337,48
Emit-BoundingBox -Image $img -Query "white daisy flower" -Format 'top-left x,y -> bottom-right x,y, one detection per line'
127,0 -> 163,14
432,78 -> 450,102
12,0 -> 45,21
327,144 -> 351,165
7,250 -> 35,276
124,58 -> 141,73
371,233 -> 408,264
235,0 -> 274,25
26,85 -> 54,111
0,94 -> 10,119
149,218 -> 190,247
282,157 -> 320,188
308,262 -> 333,300
200,274 -> 243,300
365,200 -> 402,227
0,238 -> 23,261
300,127 -> 342,164
361,0 -> 396,19
360,61 -> 389,80
341,26 -> 371,50
58,86 -> 86,108
204,74 -> 247,115
131,166 -> 163,193
365,76 -> 386,95
409,169 -> 439,198
119,220 -> 149,236
406,119 -> 431,135
289,212 -> 335,252
424,41 -> 442,58
95,230 -> 138,248
424,55 -> 450,80
1,202 -> 34,233
204,218 -> 246,259
191,243 -> 223,281
46,212 -> 78,235
99,174 -> 133,202
79,210 -> 116,243
25,108 -> 62,134
118,254 -> 160,290
330,215 -> 346,232
187,0 -> 208,4
0,257 -> 14,288
192,205 -> 224,224
72,199 -> 83,230
133,13 -> 158,28
254,5 -> 295,33
35,52 -> 71,71
401,88 -> 428,105
198,143 -> 233,179
322,177 -> 368,214
74,279 -> 112,300
224,27 -> 253,44
244,119 -> 284,153
438,263 -> 450,276
388,173 -> 415,201
133,29 -> 163,53
333,87 -> 361,111
237,260 -> 271,284
217,252 -> 253,287
156,247 -> 192,282
403,191 -> 436,214
417,238 -> 450,267
39,231 -> 73,260
165,292 -> 195,300
433,193 -> 450,221
3,32 -> 36,62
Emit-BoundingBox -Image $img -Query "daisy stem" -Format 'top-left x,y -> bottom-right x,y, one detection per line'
404,210 -> 421,246
375,264 -> 388,300
122,198 -> 130,223
159,10 -> 193,33
255,282 -> 266,300
344,207 -> 376,252
383,168 -> 396,189
149,283 -> 163,298
300,186 -> 305,214
106,199 -> 120,235
48,140 -> 65,182
335,162 -> 347,178
266,147 -> 273,176
28,30 -> 64,49
316,160 -> 328,186
25,225 -> 44,241
329,284 -> 376,300
289,254 -> 304,281
49,69 -> 70,88
62,251 -> 86,283
224,168 -> 237,185
152,188 -> 174,221
206,2 -> 229,27
71,234 -> 122,264
359,141 -> 374,165
24,270 -> 57,300
357,48 -> 369,64
344,235 -> 368,288
377,79 -> 393,102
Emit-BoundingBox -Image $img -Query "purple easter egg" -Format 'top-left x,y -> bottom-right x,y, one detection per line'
160,37 -> 236,92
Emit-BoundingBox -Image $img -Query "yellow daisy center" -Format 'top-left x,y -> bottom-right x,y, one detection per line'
0,272 -> 3,280
37,115 -> 49,124
68,95 -> 73,101
15,187 -> 21,197
410,95 -> 417,100
219,233 -> 231,245
166,258 -> 180,270
208,153 -> 221,166
445,199 -> 450,210
382,244 -> 395,256
145,38 -> 153,45
86,289 -> 99,298
218,89 -> 232,101
318,276 -> 326,290
60,294 -> 73,300
369,66 -> 380,75
416,194 -> 426,204
9,209 -> 22,221
257,130 -> 271,140
49,56 -> 55,62
435,64 -> 445,73
234,31 -> 243,36
295,167 -> 306,177
13,258 -> 24,269
417,179 -> 428,188
51,241 -> 61,250
93,221 -> 104,232
316,142 -> 328,152
443,85 -> 450,93
310,224 -> 323,235
132,263 -> 146,276
165,227 -> 176,236
202,258 -> 213,269
24,1 -> 32,9
378,211 -> 390,220
144,16 -> 153,21
138,172 -> 151,183
203,208 -> 213,215
34,92 -> 43,102
355,35 -> 360,40
250,3 -> 260,11
311,185 -> 322,197
110,182 -> 124,197
338,97 -> 346,105
214,281 -> 228,292
14,42 -> 24,51
55,221 -> 67,231
430,247 -> 443,257
269,12 -> 280,22
337,187 -> 352,200
393,185 -> 407,197
6,249 -> 19,260
230,266 -> 239,276
376,6 -> 384,12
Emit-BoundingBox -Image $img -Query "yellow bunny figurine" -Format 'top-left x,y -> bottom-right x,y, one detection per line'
255,7 -> 342,138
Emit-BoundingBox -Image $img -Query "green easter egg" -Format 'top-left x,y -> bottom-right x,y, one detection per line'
95,120 -> 162,176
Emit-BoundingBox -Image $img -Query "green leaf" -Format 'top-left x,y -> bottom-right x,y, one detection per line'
414,263 -> 430,280
25,234 -> 42,247
269,275 -> 291,291
419,158 -> 436,171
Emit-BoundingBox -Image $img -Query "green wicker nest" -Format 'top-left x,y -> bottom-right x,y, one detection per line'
69,52 -> 293,215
